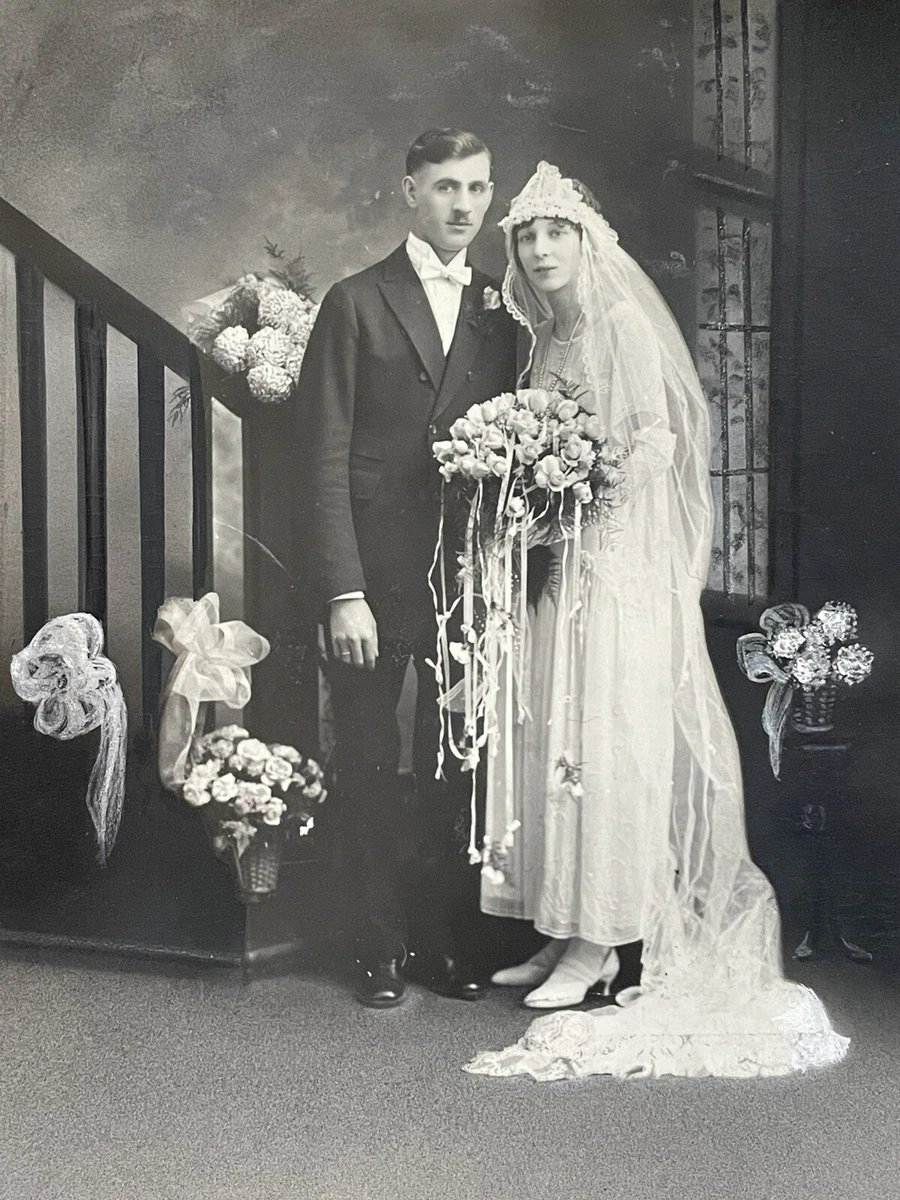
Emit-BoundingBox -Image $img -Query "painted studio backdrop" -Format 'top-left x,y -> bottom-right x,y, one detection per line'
1,0 -> 898,969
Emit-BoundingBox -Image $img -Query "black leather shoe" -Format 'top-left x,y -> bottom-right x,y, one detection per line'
356,953 -> 407,1009
407,950 -> 485,1001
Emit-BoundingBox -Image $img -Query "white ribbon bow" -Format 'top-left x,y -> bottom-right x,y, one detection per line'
10,613 -> 127,865
737,603 -> 809,779
152,593 -> 270,791
418,261 -> 473,287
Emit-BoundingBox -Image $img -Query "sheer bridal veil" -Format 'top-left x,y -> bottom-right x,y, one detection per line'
465,163 -> 849,1080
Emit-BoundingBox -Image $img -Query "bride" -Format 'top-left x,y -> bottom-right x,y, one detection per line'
463,162 -> 849,1079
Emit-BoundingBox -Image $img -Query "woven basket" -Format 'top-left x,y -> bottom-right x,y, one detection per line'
234,830 -> 282,900
791,681 -> 837,734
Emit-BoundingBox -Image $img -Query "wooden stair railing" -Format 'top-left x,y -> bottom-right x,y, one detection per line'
0,196 -> 247,731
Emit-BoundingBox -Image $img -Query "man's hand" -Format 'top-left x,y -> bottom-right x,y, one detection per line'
330,598 -> 379,670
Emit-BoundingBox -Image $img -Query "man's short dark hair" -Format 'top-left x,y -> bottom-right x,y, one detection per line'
405,128 -> 492,177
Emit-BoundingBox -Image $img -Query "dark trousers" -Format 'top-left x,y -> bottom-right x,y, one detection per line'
324,642 -> 477,959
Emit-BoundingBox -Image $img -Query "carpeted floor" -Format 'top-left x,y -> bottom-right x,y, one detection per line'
1,945 -> 897,1200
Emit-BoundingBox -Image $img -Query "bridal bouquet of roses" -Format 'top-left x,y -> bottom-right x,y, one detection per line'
432,387 -> 629,546
185,244 -> 319,404
181,725 -> 326,858
429,387 -> 628,872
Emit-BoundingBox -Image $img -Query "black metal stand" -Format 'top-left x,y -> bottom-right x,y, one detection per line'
781,725 -> 872,964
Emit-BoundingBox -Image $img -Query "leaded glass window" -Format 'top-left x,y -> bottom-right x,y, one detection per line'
693,0 -> 776,603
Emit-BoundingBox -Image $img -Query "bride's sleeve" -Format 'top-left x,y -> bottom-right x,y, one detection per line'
605,302 -> 677,496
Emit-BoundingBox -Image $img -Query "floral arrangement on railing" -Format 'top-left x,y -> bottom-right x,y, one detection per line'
180,240 -> 319,405
737,602 -> 874,777
430,385 -> 627,874
182,725 -> 326,858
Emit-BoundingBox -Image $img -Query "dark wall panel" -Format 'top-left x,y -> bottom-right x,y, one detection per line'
789,0 -> 900,698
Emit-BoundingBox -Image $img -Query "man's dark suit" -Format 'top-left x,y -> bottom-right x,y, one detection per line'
297,242 -> 517,961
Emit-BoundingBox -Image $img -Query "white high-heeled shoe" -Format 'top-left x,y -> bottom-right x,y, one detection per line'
491,938 -> 568,987
524,942 -> 619,1010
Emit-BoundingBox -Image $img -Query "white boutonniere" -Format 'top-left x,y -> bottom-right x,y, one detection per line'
482,286 -> 502,311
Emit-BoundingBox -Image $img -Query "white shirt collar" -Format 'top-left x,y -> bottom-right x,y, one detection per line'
406,231 -> 468,277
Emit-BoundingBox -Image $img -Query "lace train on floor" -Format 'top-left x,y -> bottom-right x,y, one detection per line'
464,983 -> 849,1080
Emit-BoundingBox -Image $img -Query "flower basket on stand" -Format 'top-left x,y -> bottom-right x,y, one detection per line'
737,601 -> 874,777
185,725 -> 327,905
151,594 -> 326,905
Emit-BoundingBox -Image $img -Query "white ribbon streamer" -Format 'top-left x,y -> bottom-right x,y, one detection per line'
737,603 -> 809,778
152,593 -> 270,791
10,613 -> 127,865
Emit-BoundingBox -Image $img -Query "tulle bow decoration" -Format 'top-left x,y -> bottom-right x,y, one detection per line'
153,593 -> 270,791
737,603 -> 810,778
10,613 -> 127,865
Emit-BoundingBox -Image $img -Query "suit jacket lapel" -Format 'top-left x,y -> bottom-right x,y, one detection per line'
432,275 -> 483,421
377,245 -> 446,391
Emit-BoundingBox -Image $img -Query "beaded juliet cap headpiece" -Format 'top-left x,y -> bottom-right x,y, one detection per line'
499,161 -> 618,245
499,161 -> 623,348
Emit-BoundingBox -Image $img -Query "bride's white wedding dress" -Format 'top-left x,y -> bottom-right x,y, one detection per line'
480,319 -> 671,948
464,163 -> 849,1080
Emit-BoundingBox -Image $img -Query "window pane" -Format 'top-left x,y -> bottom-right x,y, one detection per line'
696,207 -> 772,603
694,0 -> 777,175
751,331 -> 770,471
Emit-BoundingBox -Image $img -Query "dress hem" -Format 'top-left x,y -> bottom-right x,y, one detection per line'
481,903 -> 643,947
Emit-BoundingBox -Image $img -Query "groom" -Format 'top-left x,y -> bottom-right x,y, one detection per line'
298,129 -> 517,1006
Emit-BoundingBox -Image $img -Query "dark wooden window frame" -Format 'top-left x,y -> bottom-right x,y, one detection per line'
692,0 -> 805,631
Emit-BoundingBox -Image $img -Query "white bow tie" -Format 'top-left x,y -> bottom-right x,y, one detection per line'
417,261 -> 472,287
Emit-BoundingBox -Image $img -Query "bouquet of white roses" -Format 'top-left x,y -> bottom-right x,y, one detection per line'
429,387 -> 628,874
432,386 -> 628,545
185,243 -> 319,403
182,725 -> 326,858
